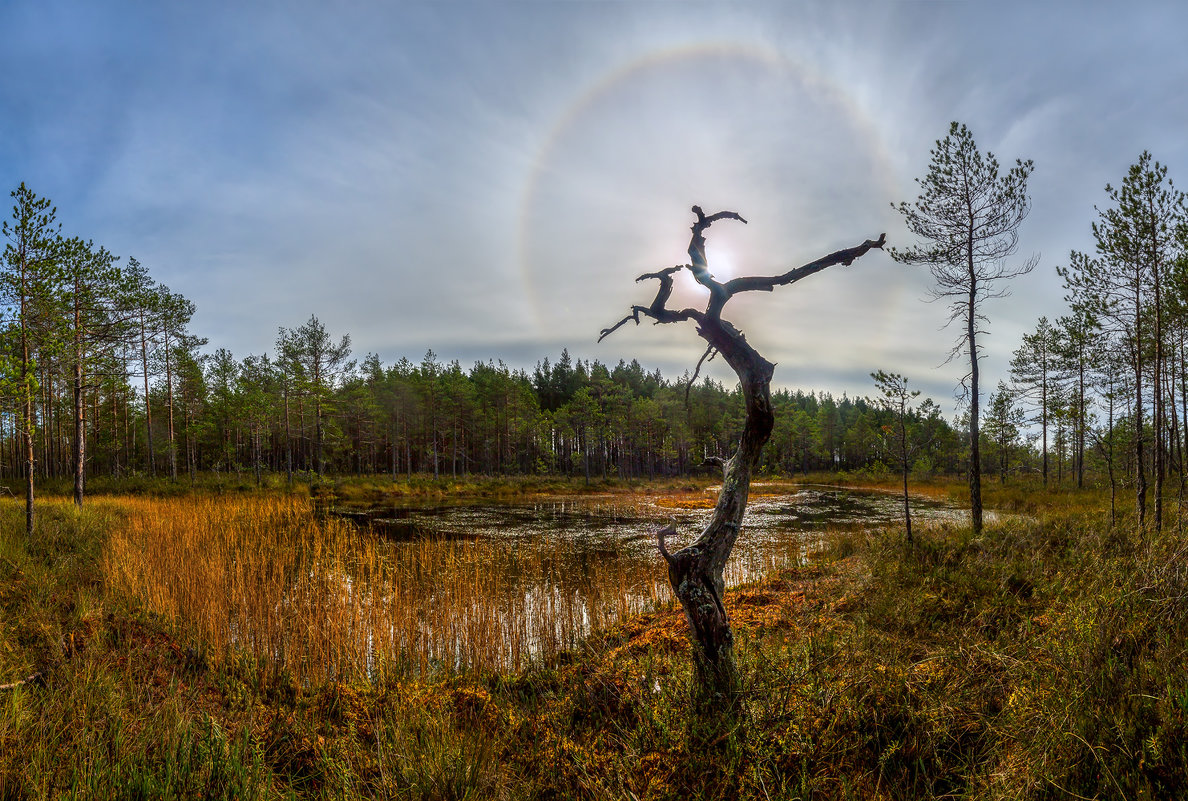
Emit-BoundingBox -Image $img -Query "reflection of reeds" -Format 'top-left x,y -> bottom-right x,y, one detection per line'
104,496 -> 706,682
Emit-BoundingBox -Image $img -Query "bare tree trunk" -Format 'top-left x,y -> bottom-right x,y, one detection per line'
253,426 -> 261,487
967,282 -> 983,535
1179,329 -> 1187,512
21,322 -> 35,538
314,393 -> 324,477
112,379 -> 120,478
284,384 -> 293,483
73,349 -> 85,506
1153,223 -> 1167,533
165,324 -> 177,482
901,412 -> 913,542
659,316 -> 775,695
1136,339 -> 1147,530
1077,356 -> 1086,489
123,347 -> 131,472
140,311 -> 155,476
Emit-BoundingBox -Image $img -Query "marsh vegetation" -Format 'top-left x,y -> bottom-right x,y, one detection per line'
102,485 -> 961,679
4,478 -> 1188,799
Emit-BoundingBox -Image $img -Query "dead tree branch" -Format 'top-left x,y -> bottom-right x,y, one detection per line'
0,672 -> 40,692
656,523 -> 677,566
686,343 -> 718,406
599,265 -> 701,342
725,233 -> 887,295
599,206 -> 884,698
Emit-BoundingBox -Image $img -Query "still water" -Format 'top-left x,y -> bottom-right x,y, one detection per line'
334,484 -> 961,570
314,485 -> 964,673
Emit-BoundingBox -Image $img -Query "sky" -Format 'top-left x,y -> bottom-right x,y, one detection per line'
3,1 -> 1187,412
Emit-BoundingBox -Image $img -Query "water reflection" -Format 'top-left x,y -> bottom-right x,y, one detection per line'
334,485 -> 959,554
313,485 -> 962,672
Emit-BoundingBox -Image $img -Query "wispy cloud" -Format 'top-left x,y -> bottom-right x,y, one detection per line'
2,1 -> 1186,410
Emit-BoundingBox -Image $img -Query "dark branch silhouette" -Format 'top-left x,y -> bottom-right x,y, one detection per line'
724,233 -> 887,295
685,343 -> 718,406
599,265 -> 697,341
600,207 -> 884,698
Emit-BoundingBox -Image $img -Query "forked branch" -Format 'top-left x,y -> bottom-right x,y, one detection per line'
600,209 -> 884,338
599,265 -> 702,342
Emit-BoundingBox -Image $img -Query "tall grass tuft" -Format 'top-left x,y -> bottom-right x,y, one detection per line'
103,496 -> 682,681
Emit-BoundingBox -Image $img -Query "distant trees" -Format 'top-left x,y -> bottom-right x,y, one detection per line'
892,121 -> 1036,535
1060,152 -> 1187,531
871,370 -> 921,541
124,258 -> 161,476
156,286 -> 201,482
16,179 -> 1152,509
9,147 -> 1188,552
1010,316 -> 1061,487
1055,309 -> 1095,489
983,382 -> 1025,484
281,315 -> 353,476
0,319 -> 970,488
238,353 -> 275,486
59,237 -> 121,505
0,182 -> 969,502
1088,348 -> 1130,525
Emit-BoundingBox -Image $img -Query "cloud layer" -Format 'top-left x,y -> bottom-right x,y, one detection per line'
3,1 -> 1186,411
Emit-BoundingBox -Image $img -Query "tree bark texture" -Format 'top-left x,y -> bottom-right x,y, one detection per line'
602,207 -> 884,696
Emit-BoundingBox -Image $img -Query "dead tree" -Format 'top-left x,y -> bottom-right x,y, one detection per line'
601,206 -> 884,697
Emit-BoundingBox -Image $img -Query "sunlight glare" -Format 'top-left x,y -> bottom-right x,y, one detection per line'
708,247 -> 736,281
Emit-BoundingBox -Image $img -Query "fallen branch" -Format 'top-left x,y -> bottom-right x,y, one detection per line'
0,672 -> 40,692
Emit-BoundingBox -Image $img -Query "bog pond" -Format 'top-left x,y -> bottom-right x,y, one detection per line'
312,484 -> 966,673
107,485 -> 969,681
330,483 -> 963,578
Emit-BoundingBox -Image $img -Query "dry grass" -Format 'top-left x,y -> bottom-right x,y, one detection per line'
103,495 -> 684,682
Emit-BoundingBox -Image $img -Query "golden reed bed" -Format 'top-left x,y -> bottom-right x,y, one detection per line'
102,495 -> 674,682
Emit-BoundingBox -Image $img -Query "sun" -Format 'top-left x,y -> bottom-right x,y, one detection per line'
706,246 -> 736,280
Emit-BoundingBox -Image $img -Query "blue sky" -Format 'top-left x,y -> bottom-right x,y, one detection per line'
3,1 -> 1187,411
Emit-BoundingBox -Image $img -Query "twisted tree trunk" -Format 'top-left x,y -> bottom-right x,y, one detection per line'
602,207 -> 884,697
657,319 -> 773,693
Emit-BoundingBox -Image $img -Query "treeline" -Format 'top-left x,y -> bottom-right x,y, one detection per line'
1,182 -> 970,509
13,148 -> 1188,520
1,286 -> 966,489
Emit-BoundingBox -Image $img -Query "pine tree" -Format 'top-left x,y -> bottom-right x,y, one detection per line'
1,184 -> 63,536
891,122 -> 1036,534
1060,153 -> 1186,530
871,370 -> 922,541
1010,316 -> 1062,487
